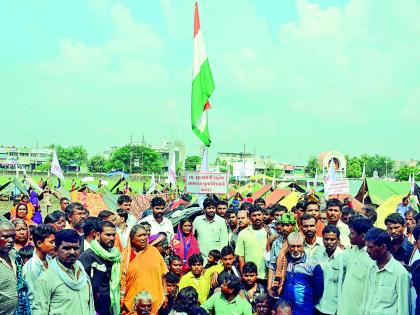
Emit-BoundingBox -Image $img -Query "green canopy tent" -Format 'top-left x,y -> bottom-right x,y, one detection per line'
375,195 -> 409,229
356,179 -> 411,205
347,179 -> 363,197
0,178 -> 29,197
54,186 -> 71,200
0,180 -> 12,194
98,187 -> 118,210
249,174 -> 274,182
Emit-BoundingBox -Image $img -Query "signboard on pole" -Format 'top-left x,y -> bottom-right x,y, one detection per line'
186,172 -> 228,194
325,179 -> 350,195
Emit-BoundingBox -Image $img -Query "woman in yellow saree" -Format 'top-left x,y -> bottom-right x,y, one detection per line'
120,224 -> 167,315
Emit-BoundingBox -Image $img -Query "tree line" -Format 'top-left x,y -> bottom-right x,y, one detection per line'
35,145 -> 419,181
305,154 -> 419,181
36,145 -> 164,174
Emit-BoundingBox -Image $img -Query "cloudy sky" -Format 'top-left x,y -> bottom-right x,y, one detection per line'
1,0 -> 419,164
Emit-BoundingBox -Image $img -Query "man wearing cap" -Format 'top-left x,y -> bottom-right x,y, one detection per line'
267,213 -> 297,295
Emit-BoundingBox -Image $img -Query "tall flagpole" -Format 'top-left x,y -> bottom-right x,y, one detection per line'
192,1 -> 215,207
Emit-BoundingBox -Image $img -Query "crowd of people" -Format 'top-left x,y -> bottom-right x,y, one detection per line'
0,191 -> 419,315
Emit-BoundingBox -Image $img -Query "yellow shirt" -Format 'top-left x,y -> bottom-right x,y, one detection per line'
179,264 -> 222,304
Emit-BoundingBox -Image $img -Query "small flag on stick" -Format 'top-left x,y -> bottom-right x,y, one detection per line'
51,150 -> 64,180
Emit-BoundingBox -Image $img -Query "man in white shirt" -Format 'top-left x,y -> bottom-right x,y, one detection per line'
139,197 -> 174,240
117,195 -> 137,229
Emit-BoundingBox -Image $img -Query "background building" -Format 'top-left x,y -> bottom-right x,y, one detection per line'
216,151 -> 304,178
152,140 -> 186,172
0,146 -> 53,170
319,151 -> 347,178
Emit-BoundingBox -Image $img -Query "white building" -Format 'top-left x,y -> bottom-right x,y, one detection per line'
0,146 -> 53,170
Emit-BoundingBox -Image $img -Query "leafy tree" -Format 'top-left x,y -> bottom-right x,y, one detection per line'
265,162 -> 283,177
106,145 -> 163,174
35,162 -> 51,172
359,154 -> 394,178
88,155 -> 107,173
346,157 -> 362,178
305,156 -> 321,177
185,156 -> 201,171
217,159 -> 231,173
53,145 -> 88,169
395,166 -> 420,181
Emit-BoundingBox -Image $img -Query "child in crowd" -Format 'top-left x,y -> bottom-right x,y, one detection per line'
272,298 -> 292,315
139,221 -> 152,236
240,262 -> 266,313
179,254 -> 219,304
205,249 -> 221,269
168,255 -> 184,277
214,246 -> 240,288
159,271 -> 180,315
255,294 -> 271,315
150,233 -> 171,264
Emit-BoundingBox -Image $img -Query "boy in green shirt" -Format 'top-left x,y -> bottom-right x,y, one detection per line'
202,274 -> 252,315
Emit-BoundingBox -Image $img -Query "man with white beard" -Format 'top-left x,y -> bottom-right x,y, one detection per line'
276,232 -> 324,315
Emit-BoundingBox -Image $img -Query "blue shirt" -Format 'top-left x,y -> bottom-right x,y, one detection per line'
280,253 -> 324,315
267,236 -> 284,270
396,203 -> 412,217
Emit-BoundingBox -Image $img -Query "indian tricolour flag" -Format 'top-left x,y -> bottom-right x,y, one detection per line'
191,1 -> 215,147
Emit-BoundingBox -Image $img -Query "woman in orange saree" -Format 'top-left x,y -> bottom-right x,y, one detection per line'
120,225 -> 167,315
10,203 -> 35,226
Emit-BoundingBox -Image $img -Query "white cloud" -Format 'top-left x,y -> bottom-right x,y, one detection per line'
10,0 -> 419,159
401,88 -> 420,122
281,0 -> 343,41
107,3 -> 164,53
37,2 -> 171,110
